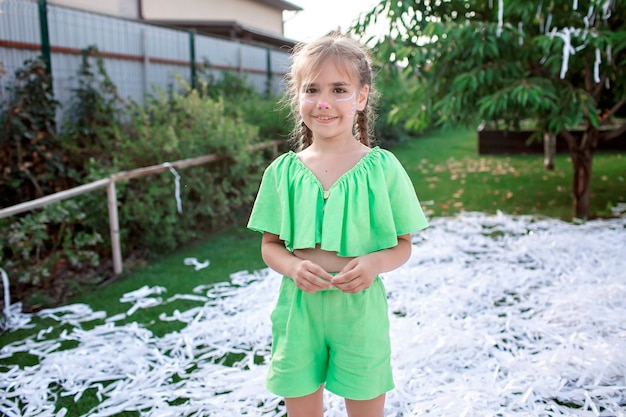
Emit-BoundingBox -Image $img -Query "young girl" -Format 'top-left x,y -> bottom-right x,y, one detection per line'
247,33 -> 428,417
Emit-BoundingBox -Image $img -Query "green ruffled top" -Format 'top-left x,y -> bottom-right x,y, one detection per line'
247,146 -> 428,257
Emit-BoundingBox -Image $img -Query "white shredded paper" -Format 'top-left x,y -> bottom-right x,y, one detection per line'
183,258 -> 211,271
162,162 -> 183,214
1,212 -> 625,416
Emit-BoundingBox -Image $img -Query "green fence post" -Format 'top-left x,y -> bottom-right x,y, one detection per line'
265,47 -> 272,98
37,0 -> 53,92
189,29 -> 196,90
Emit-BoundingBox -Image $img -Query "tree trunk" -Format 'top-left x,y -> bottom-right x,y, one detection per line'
543,132 -> 556,171
571,146 -> 593,219
567,130 -> 598,219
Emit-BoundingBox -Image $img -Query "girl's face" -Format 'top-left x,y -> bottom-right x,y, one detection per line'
298,58 -> 369,143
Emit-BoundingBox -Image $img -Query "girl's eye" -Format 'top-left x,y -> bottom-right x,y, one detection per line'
304,87 -> 318,94
334,87 -> 347,94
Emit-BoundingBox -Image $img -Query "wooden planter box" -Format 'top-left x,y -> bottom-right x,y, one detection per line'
478,129 -> 626,155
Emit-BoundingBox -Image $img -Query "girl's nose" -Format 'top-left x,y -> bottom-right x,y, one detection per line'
318,101 -> 330,110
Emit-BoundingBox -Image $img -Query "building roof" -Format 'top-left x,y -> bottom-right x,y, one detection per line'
256,0 -> 301,11
140,0 -> 303,50
151,20 -> 298,49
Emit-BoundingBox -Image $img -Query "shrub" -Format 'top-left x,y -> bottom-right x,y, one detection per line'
0,198 -> 103,288
1,55 -> 281,304
374,59 -> 430,146
0,57 -> 69,208
61,46 -> 124,167
195,67 -> 291,143
111,86 -> 266,254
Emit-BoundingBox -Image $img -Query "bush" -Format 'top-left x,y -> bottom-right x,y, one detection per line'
0,57 -> 69,208
195,68 -> 291,143
111,86 -> 266,254
1,53 -> 281,303
61,46 -> 124,167
0,198 -> 103,289
374,59 -> 431,146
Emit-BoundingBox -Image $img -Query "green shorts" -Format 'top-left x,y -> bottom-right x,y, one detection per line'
266,276 -> 394,400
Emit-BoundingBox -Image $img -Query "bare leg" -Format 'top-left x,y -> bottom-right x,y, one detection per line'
284,385 -> 324,417
345,394 -> 386,417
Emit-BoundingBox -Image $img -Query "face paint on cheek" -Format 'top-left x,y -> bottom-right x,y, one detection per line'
333,92 -> 355,103
333,92 -> 357,117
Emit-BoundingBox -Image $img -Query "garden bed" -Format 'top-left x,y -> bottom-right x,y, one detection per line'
478,129 -> 626,155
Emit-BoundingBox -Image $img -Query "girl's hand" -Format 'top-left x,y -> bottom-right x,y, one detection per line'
330,234 -> 413,293
290,260 -> 334,293
331,256 -> 378,293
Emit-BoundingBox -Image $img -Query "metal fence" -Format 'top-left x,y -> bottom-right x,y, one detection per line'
0,0 -> 290,120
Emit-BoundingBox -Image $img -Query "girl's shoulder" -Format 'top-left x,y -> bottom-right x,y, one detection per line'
268,151 -> 296,164
263,151 -> 299,171
373,146 -> 403,163
360,146 -> 406,173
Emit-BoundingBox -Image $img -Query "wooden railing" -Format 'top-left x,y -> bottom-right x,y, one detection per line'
0,141 -> 281,275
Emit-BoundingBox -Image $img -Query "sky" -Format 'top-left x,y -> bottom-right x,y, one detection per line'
283,0 -> 383,42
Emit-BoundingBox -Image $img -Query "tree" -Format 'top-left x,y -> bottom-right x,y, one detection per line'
355,0 -> 626,219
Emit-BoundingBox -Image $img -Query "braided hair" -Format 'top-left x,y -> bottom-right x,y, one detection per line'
283,33 -> 378,151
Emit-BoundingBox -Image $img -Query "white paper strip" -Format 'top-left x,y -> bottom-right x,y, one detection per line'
163,162 -> 183,214
1,212 -> 625,416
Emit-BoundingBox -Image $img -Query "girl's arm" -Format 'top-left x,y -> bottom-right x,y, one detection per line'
261,232 -> 334,293
332,234 -> 412,293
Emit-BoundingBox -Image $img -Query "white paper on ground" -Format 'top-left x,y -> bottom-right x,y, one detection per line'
1,212 -> 625,416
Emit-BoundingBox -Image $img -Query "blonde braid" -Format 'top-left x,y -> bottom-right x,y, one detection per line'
356,109 -> 370,146
302,121 -> 313,150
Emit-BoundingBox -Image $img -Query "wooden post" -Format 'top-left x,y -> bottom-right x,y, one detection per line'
543,132 -> 557,171
107,180 -> 122,275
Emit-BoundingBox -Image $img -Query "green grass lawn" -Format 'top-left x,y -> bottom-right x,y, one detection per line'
396,127 -> 625,220
1,227 -> 266,344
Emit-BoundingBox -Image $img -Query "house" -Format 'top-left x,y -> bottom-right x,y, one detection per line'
48,0 -> 302,49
